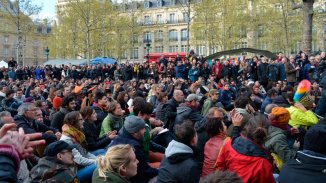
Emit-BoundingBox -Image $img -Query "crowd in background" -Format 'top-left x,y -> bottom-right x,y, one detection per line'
0,50 -> 325,183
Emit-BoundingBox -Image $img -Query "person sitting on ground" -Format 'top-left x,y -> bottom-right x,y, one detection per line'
15,103 -> 61,145
1,89 -> 19,116
175,94 -> 203,127
157,120 -> 200,183
155,92 -> 168,121
30,141 -> 78,183
201,89 -> 220,116
109,115 -> 158,183
92,144 -> 139,183
100,101 -> 124,137
219,83 -> 234,111
264,106 -> 298,170
81,106 -> 117,152
202,117 -> 227,177
260,88 -> 278,114
216,114 -> 276,183
51,94 -> 77,131
279,122 -> 326,183
60,111 -> 99,183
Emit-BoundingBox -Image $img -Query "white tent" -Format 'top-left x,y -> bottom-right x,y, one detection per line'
0,60 -> 8,68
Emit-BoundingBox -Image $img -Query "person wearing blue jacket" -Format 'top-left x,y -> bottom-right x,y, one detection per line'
109,116 -> 158,183
175,61 -> 186,79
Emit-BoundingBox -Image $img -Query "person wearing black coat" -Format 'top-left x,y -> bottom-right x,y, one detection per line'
15,103 -> 59,145
279,124 -> 326,183
157,120 -> 200,183
51,95 -> 76,131
162,90 -> 184,131
109,116 -> 158,183
83,120 -> 111,151
257,59 -> 269,88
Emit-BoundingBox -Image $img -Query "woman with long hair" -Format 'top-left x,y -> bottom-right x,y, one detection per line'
202,117 -> 226,177
80,107 -> 116,152
92,144 -> 139,183
60,111 -> 98,183
216,114 -> 275,183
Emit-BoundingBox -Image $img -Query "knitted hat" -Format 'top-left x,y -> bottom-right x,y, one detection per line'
53,96 -> 62,110
124,116 -> 146,134
294,80 -> 313,108
304,124 -> 326,154
271,107 -> 290,125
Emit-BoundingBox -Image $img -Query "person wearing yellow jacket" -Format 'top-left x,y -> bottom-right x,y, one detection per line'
287,102 -> 318,129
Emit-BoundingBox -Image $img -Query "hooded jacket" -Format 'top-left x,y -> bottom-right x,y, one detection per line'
157,140 -> 200,183
216,136 -> 275,183
30,156 -> 77,183
175,104 -> 203,127
279,150 -> 326,183
109,127 -> 158,183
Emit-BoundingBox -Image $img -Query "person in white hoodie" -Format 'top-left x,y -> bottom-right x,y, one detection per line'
157,119 -> 200,183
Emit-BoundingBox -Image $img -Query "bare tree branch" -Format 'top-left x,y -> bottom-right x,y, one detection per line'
290,0 -> 302,10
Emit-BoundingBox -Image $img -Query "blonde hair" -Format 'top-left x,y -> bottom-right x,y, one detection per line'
97,144 -> 134,179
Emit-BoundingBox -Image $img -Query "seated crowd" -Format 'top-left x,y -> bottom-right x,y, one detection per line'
0,52 -> 326,183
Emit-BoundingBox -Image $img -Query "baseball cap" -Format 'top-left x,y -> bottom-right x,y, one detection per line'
44,141 -> 75,157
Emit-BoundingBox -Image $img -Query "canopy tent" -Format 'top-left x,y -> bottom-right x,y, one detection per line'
205,48 -> 277,60
43,59 -> 88,66
89,57 -> 117,65
0,60 -> 8,68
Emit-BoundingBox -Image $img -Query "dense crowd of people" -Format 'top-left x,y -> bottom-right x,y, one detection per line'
0,50 -> 326,183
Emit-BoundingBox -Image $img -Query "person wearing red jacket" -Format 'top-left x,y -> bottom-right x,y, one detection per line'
212,60 -> 223,80
216,113 -> 276,183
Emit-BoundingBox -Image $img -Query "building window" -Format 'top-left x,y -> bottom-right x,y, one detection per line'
169,45 -> 178,52
156,30 -> 163,42
3,46 -> 9,56
181,45 -> 188,53
144,15 -> 150,24
240,27 -> 247,38
157,14 -> 163,23
196,45 -> 205,55
183,12 -> 189,23
169,30 -> 178,41
143,32 -> 152,42
132,47 -> 139,59
258,25 -> 264,37
155,46 -> 163,53
181,29 -> 188,41
3,35 -> 9,43
169,13 -> 175,23
157,0 -> 163,7
121,50 -> 128,59
144,1 -> 150,8
133,33 -> 138,43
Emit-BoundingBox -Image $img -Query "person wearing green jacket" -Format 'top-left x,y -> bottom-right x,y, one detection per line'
92,144 -> 138,183
132,97 -> 165,160
201,89 -> 219,116
287,102 -> 318,129
99,101 -> 124,137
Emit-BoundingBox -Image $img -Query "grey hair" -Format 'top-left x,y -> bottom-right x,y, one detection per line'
17,103 -> 35,116
0,111 -> 11,121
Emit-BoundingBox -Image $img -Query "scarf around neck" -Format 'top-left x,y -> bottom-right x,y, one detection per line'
62,124 -> 85,144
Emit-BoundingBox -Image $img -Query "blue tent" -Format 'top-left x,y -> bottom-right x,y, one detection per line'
91,57 -> 117,65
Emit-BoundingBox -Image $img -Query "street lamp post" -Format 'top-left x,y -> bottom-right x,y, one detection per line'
45,47 -> 50,61
145,37 -> 151,62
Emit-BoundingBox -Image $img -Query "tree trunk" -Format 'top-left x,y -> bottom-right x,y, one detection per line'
301,1 -> 314,54
86,28 -> 91,64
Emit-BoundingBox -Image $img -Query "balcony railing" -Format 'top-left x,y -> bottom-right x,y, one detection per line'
138,19 -> 187,26
169,37 -> 178,42
143,38 -> 152,43
155,38 -> 163,42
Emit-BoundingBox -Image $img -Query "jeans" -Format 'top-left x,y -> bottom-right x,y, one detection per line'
90,149 -> 107,156
77,164 -> 97,183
